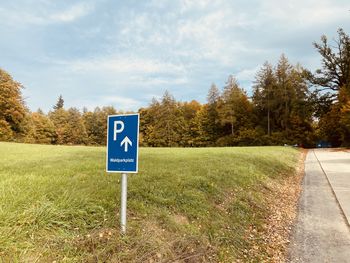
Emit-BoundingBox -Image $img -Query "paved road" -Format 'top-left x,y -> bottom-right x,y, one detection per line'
288,149 -> 350,262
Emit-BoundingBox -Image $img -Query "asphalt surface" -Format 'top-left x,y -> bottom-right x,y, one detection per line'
288,149 -> 350,262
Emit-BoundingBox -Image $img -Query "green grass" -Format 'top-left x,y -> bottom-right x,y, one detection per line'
0,142 -> 300,262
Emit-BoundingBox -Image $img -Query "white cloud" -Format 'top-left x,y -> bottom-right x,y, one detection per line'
100,96 -> 142,111
175,9 -> 259,65
129,76 -> 189,86
179,0 -> 223,13
114,2 -> 260,70
0,2 -> 93,26
259,0 -> 350,27
73,96 -> 143,112
62,56 -> 186,75
49,3 -> 93,23
3,0 -> 350,112
236,66 -> 261,82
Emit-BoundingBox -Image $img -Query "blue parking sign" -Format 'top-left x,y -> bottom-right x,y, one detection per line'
106,114 -> 139,173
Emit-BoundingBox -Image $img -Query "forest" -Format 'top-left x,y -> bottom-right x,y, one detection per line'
0,29 -> 349,148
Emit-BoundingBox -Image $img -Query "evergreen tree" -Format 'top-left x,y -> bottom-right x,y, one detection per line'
83,106 -> 117,145
49,108 -> 69,144
65,108 -> 88,145
83,107 -> 102,145
152,91 -> 185,147
218,76 -> 254,136
253,56 -> 312,145
139,98 -> 160,146
207,83 -> 220,105
275,54 -> 293,132
53,95 -> 64,110
206,83 -> 221,141
141,91 -> 186,147
192,105 -> 213,146
253,62 -> 276,135
180,100 -> 201,146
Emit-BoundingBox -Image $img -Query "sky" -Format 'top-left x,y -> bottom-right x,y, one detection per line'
0,0 -> 349,113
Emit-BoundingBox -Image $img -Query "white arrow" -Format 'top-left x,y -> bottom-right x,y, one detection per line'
120,136 -> 132,152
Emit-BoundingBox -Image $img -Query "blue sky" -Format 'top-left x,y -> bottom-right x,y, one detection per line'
0,0 -> 349,112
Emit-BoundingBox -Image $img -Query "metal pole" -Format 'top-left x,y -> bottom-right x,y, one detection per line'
120,173 -> 127,234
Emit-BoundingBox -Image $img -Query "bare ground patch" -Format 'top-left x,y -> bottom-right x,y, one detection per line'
252,149 -> 307,262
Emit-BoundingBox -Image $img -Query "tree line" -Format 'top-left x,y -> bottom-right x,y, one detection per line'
1,29 -> 349,147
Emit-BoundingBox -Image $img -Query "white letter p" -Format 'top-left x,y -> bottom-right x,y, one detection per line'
114,120 -> 124,141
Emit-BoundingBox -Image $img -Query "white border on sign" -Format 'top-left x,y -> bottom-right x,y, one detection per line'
106,113 -> 140,173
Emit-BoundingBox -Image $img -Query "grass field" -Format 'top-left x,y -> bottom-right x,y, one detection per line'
0,142 -> 300,262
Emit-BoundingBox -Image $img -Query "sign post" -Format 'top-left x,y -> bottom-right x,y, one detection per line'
120,173 -> 127,233
106,114 -> 139,234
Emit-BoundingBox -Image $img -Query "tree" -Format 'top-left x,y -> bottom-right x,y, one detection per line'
0,68 -> 27,139
340,101 -> 350,146
310,29 -> 350,146
310,28 -> 350,93
65,108 -> 88,145
0,120 -> 13,141
218,76 -> 254,136
206,84 -> 222,141
83,106 -> 117,145
140,91 -> 186,147
275,54 -> 293,132
192,105 -> 213,146
191,84 -> 223,146
317,104 -> 342,147
253,56 -> 313,145
287,65 -> 314,145
180,100 -> 201,146
207,83 -> 220,105
153,91 -> 185,147
139,98 -> 161,146
30,111 -> 56,144
53,95 -> 64,110
83,109 -> 99,144
49,108 -> 69,144
253,62 -> 276,136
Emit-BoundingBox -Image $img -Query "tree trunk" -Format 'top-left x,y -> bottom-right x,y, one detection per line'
268,108 -> 271,136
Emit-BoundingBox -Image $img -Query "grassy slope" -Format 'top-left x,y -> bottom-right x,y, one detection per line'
0,142 -> 300,262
